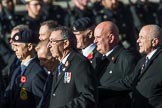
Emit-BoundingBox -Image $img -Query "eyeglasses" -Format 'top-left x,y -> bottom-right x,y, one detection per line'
49,39 -> 67,45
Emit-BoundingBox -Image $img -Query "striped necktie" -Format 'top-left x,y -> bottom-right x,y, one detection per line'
141,57 -> 149,72
57,63 -> 63,76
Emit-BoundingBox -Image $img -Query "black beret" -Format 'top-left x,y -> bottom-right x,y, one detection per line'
72,17 -> 93,32
12,29 -> 39,44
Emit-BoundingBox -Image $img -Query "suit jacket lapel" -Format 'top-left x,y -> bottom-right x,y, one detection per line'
19,58 -> 36,87
52,51 -> 75,92
134,47 -> 162,84
95,45 -> 123,79
107,45 -> 123,62
11,66 -> 21,89
100,45 -> 123,70
95,57 -> 109,79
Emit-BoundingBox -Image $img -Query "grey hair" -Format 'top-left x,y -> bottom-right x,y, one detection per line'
146,24 -> 162,45
40,20 -> 58,33
12,24 -> 29,31
53,26 -> 77,50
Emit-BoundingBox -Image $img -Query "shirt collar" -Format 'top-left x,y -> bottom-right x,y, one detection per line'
105,45 -> 119,57
82,43 -> 96,57
21,57 -> 35,67
61,53 -> 70,64
146,48 -> 158,60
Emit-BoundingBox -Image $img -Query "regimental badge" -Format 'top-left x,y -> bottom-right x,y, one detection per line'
111,57 -> 116,62
64,72 -> 71,83
20,88 -> 28,100
15,35 -> 19,40
21,76 -> 27,83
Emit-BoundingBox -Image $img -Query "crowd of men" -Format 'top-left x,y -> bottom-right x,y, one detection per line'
0,0 -> 162,108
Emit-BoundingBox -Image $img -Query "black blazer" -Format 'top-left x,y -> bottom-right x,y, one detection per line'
91,48 -> 102,69
132,47 -> 162,108
37,72 -> 53,108
95,45 -> 140,108
99,46 -> 162,108
1,58 -> 47,108
95,45 -> 140,86
48,50 -> 97,108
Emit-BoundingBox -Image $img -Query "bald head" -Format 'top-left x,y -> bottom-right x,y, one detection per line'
95,21 -> 119,39
94,21 -> 119,54
141,25 -> 162,45
137,24 -> 162,54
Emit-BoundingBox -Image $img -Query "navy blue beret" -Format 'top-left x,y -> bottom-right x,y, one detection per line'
12,29 -> 39,44
72,17 -> 93,32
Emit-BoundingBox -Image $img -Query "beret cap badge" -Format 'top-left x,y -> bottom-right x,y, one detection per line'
73,26 -> 77,31
12,29 -> 39,44
15,35 -> 19,41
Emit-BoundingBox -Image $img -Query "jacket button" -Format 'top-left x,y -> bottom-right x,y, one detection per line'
53,93 -> 56,96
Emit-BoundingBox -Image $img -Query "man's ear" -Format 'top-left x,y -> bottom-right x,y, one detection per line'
87,30 -> 93,39
152,38 -> 159,47
109,34 -> 115,44
26,4 -> 29,10
63,40 -> 70,49
27,43 -> 33,51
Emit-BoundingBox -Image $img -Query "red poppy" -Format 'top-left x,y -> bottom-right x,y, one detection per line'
87,52 -> 93,60
21,76 -> 27,83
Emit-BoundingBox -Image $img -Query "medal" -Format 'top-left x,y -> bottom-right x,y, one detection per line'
67,72 -> 71,83
64,72 -> 71,83
20,87 -> 28,100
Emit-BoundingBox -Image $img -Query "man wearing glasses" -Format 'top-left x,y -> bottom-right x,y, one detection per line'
45,26 -> 97,108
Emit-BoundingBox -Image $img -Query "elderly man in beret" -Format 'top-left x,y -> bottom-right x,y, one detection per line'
72,17 -> 101,68
0,29 -> 47,108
